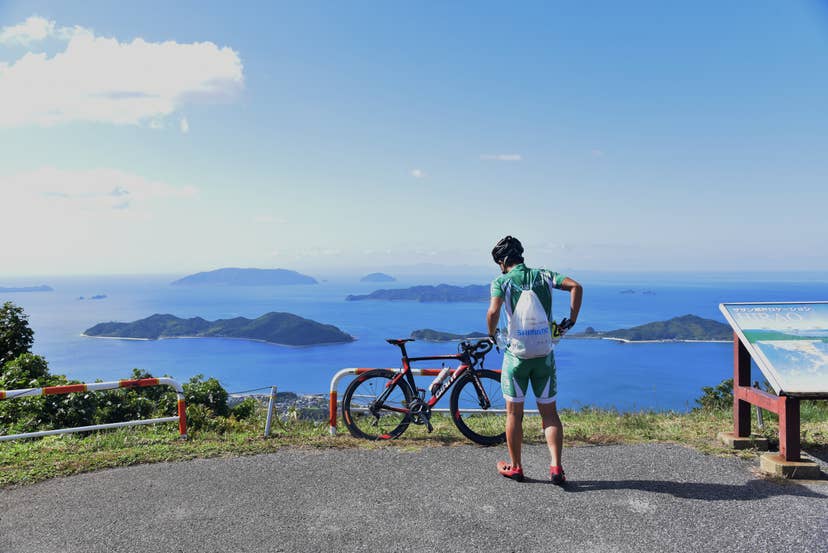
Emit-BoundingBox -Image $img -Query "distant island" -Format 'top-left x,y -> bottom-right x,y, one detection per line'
571,315 -> 731,342
77,294 -> 107,300
83,312 -> 353,346
411,329 -> 489,342
620,289 -> 656,295
360,272 -> 396,283
0,285 -> 53,293
171,268 -> 318,286
347,284 -> 488,302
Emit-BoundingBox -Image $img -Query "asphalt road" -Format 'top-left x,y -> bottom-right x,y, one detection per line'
0,443 -> 826,553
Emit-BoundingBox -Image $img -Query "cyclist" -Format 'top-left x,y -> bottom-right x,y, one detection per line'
486,235 -> 582,484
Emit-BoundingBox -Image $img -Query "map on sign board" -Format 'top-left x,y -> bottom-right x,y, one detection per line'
719,302 -> 828,397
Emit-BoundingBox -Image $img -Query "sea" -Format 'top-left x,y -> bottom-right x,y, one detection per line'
2,272 -> 827,412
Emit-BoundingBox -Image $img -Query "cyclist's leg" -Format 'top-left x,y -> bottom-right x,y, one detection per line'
530,353 -> 562,467
538,401 -> 562,467
501,354 -> 530,469
506,399 -> 524,468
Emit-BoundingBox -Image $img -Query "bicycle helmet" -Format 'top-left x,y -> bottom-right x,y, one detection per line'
491,235 -> 524,265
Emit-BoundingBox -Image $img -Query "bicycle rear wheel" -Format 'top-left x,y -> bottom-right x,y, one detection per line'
450,369 -> 506,446
342,369 -> 413,440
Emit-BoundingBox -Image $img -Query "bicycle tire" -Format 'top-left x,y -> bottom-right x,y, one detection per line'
342,369 -> 413,440
450,369 -> 506,446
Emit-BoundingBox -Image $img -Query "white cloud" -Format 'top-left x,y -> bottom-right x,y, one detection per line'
0,167 -> 196,213
0,167 -> 200,274
591,149 -> 605,158
0,16 -> 56,45
411,169 -> 425,178
0,16 -> 243,128
179,116 -> 189,134
480,154 -> 522,161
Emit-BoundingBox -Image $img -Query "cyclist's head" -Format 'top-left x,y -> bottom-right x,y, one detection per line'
491,235 -> 524,269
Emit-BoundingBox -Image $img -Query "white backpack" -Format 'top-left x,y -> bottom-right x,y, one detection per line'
503,274 -> 555,359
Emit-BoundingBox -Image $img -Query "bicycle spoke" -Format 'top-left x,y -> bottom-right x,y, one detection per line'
343,371 -> 412,440
450,370 -> 506,445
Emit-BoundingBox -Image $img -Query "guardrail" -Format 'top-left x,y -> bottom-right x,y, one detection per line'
0,377 -> 187,442
329,368 -> 537,436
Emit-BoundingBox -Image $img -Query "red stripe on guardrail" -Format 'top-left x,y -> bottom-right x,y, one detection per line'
329,392 -> 337,428
119,378 -> 160,388
419,369 -> 445,376
0,391 -> 5,400
177,399 -> 187,436
43,384 -> 87,395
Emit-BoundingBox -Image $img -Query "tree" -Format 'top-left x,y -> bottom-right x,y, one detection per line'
0,301 -> 34,368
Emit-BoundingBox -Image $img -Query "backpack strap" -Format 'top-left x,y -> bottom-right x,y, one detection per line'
538,271 -> 555,320
501,280 -> 514,317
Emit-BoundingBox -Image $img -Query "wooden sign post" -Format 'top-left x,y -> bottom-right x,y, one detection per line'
719,302 -> 827,478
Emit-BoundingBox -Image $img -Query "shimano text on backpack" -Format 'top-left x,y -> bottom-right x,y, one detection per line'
506,286 -> 553,359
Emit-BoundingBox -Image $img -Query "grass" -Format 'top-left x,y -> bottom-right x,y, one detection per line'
1,406 -> 826,488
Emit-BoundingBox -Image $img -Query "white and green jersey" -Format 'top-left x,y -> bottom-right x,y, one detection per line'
490,264 -> 567,320
491,263 -> 567,402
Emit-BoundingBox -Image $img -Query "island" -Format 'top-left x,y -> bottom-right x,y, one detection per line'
618,289 -> 657,296
570,315 -> 732,342
360,272 -> 396,283
83,312 -> 354,346
410,329 -> 489,342
346,284 -> 489,302
0,285 -> 53,293
171,268 -> 318,286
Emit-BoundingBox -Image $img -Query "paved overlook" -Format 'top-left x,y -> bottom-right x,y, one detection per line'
0,444 -> 826,553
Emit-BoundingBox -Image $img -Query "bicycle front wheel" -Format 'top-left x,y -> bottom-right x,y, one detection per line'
342,369 -> 413,440
450,369 -> 506,446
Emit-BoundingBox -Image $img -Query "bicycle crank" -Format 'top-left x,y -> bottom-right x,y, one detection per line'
407,398 -> 434,433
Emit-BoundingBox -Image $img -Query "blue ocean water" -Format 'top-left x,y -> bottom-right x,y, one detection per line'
2,273 -> 826,412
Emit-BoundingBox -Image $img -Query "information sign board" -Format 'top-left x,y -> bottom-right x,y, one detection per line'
720,302 -> 828,397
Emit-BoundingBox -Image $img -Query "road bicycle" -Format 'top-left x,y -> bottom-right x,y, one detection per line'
341,338 -> 506,445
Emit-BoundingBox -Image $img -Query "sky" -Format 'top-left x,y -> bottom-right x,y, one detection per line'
1,0 -> 827,277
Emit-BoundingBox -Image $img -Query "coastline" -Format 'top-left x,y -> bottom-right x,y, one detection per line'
568,336 -> 731,344
80,333 -> 355,348
80,334 -> 150,341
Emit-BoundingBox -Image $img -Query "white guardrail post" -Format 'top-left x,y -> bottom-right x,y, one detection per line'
0,377 -> 187,442
328,368 -> 536,436
264,385 -> 278,437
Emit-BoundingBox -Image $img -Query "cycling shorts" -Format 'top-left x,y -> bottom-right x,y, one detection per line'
500,350 -> 557,404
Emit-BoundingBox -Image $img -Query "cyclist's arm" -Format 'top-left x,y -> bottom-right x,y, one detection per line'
486,296 -> 504,338
558,277 -> 583,325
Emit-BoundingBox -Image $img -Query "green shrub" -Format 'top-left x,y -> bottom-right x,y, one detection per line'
185,403 -> 229,433
0,302 -> 34,367
695,378 -> 733,411
183,374 -> 229,417
231,397 -> 258,420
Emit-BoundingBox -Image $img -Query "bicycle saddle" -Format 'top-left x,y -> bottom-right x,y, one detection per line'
386,338 -> 415,345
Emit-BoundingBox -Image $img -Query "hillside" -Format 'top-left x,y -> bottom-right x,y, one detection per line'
84,312 -> 353,346
0,285 -> 53,293
346,284 -> 488,302
573,315 -> 732,342
360,272 -> 396,283
410,329 -> 489,342
171,268 -> 317,286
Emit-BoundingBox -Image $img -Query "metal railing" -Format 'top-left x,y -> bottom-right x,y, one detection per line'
0,377 -> 187,442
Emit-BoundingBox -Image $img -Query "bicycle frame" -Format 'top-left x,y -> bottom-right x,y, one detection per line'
377,342 -> 491,414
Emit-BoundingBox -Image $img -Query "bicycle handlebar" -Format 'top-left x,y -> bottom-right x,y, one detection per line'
458,338 -> 494,360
